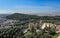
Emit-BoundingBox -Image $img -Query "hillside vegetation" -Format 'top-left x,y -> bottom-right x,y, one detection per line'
6,13 -> 40,20
6,13 -> 60,20
6,13 -> 60,25
1,13 -> 60,38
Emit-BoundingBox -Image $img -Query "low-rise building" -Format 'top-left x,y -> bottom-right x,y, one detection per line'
56,25 -> 60,33
41,23 -> 56,29
0,18 -> 19,29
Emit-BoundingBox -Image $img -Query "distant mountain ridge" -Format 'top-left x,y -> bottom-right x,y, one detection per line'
6,13 -> 40,20
6,13 -> 60,20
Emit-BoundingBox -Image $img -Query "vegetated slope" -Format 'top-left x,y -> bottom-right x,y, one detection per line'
6,13 -> 40,20
6,13 -> 60,24
6,13 -> 60,20
39,16 -> 60,20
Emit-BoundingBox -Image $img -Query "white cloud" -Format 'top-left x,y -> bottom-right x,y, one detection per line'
0,9 -> 58,14
0,6 -> 59,15
14,6 -> 52,9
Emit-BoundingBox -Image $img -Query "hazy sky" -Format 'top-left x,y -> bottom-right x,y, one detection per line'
0,0 -> 60,15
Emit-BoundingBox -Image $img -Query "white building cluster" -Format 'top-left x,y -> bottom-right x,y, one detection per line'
28,20 -> 60,33
0,18 -> 18,29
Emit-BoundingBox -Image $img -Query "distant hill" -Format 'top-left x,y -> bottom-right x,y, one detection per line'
6,13 -> 60,25
6,13 -> 40,20
6,13 -> 60,20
